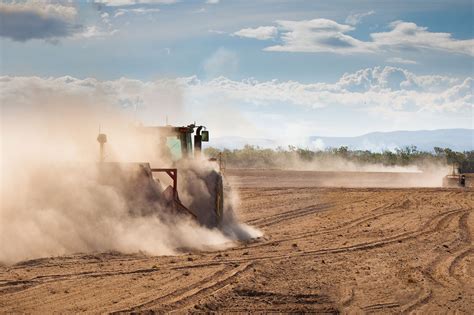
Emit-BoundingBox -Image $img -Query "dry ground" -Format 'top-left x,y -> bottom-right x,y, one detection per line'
0,169 -> 473,313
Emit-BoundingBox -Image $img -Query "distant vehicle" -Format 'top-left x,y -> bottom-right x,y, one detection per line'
442,161 -> 474,188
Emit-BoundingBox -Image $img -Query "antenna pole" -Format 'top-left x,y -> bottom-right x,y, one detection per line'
97,133 -> 107,163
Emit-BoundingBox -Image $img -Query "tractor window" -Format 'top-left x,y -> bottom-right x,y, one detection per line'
166,136 -> 182,161
185,133 -> 193,153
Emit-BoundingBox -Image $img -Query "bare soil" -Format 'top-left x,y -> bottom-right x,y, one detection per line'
0,170 -> 473,313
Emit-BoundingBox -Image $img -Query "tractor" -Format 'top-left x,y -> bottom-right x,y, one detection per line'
442,161 -> 474,188
96,124 -> 225,228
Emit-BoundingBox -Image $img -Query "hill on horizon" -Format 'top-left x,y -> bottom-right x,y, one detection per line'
210,129 -> 473,152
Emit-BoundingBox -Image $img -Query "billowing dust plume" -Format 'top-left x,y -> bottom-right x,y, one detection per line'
282,155 -> 449,187
225,153 -> 450,188
0,78 -> 261,265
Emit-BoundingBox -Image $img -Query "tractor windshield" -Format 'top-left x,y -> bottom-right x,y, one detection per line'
166,136 -> 182,161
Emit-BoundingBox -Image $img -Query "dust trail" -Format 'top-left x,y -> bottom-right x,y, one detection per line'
221,151 -> 450,187
0,76 -> 261,265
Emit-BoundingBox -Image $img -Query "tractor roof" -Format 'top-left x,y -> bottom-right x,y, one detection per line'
137,124 -> 196,136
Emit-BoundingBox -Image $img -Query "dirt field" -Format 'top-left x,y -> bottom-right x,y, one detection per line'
1,170 -> 473,313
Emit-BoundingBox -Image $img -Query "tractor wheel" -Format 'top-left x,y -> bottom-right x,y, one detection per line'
214,173 -> 224,226
183,168 -> 225,228
203,170 -> 224,228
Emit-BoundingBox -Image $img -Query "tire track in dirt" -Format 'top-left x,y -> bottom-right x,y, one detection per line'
423,210 -> 472,288
448,249 -> 474,283
447,211 -> 473,283
213,290 -> 337,313
175,208 -> 470,268
3,254 -> 152,276
234,193 -> 415,252
246,202 -> 334,227
0,263 -> 194,296
362,302 -> 400,313
2,272 -> 183,312
292,209 -> 467,259
280,200 -> 399,237
233,202 -> 401,252
340,287 -> 355,308
114,262 -> 253,313
396,205 -> 471,313
247,196 -> 376,229
52,203 -> 464,281
400,287 -> 433,314
0,267 -> 161,290
10,267 -> 231,313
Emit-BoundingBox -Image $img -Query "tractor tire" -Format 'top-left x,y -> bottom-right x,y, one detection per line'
180,168 -> 225,229
203,170 -> 224,228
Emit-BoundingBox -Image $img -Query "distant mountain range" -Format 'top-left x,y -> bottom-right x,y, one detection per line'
209,129 -> 473,152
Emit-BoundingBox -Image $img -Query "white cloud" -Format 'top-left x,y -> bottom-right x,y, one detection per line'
0,2 -> 122,42
236,18 -> 474,57
95,0 -> 177,6
345,10 -> 375,26
187,66 -> 471,114
264,18 -> 372,54
233,26 -> 278,40
371,21 -> 474,56
0,2 -> 81,41
1,67 -> 470,138
1,67 -> 466,115
206,0 -> 220,4
386,57 -> 418,65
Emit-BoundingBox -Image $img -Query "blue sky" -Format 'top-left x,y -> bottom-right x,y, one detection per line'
0,0 -> 473,145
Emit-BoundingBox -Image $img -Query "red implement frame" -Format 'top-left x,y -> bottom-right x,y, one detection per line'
151,168 -> 178,198
150,168 -> 197,219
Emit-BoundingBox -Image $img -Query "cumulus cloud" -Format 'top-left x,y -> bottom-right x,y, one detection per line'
185,66 -> 471,115
0,67 -> 471,141
236,18 -> 474,57
345,10 -> 375,26
0,67 -> 470,126
0,2 -> 81,42
233,26 -> 277,40
371,21 -> 474,56
0,2 -> 121,42
206,0 -> 220,4
264,18 -> 372,54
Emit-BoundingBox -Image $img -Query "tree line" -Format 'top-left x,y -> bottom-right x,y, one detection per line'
204,145 -> 474,169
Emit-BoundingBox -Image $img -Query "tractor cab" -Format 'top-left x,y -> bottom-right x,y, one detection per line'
138,124 -> 209,161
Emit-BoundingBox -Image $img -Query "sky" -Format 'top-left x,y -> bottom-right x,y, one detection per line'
0,0 -> 473,145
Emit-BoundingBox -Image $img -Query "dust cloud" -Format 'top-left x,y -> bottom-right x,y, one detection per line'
288,157 -> 449,187
0,78 -> 261,265
225,155 -> 450,188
